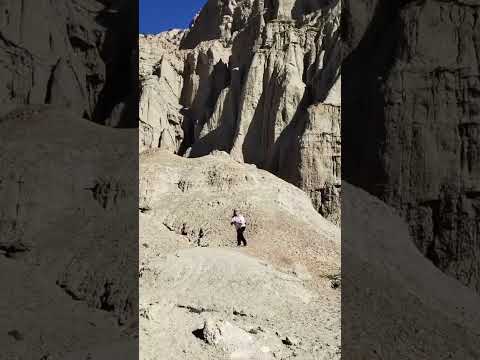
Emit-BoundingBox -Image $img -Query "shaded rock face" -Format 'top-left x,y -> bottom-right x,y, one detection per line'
0,2 -> 138,357
342,182 -> 480,359
0,106 -> 138,358
139,0 -> 341,223
343,0 -> 480,292
0,0 -> 137,127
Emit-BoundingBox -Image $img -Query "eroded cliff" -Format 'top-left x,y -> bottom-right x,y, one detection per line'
139,0 -> 341,223
0,0 -> 137,126
343,0 -> 480,292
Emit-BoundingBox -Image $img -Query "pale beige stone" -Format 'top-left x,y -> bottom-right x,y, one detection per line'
139,0 -> 342,223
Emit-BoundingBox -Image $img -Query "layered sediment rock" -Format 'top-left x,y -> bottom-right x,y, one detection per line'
0,0 -> 137,126
343,0 -> 480,291
139,0 -> 341,223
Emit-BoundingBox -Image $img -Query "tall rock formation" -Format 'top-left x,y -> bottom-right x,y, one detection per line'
139,0 -> 341,224
1,2 -> 138,357
343,0 -> 480,292
0,0 -> 137,127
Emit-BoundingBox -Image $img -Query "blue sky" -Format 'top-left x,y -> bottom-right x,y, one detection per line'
140,0 -> 207,34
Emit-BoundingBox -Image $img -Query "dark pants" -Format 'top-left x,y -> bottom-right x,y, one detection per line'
237,227 -> 247,246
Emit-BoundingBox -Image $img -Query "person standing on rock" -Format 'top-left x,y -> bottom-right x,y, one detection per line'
231,209 -> 247,247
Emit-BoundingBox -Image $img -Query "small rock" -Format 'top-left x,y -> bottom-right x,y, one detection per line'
202,319 -> 257,352
233,307 -> 247,317
282,336 -> 299,346
330,276 -> 341,289
248,326 -> 264,334
7,330 -> 23,341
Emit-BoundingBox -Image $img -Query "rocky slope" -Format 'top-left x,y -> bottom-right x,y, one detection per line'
0,106 -> 137,358
0,1 -> 138,357
343,0 -> 480,292
0,0 -> 137,127
139,149 -> 341,360
140,248 -> 340,360
138,148 -> 480,359
140,150 -> 340,274
139,0 -> 341,223
342,182 -> 480,359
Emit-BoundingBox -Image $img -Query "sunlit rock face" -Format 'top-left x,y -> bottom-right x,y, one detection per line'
139,0 -> 341,224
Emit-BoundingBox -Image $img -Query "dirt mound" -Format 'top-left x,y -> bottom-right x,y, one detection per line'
0,106 -> 137,358
140,150 -> 340,279
139,149 -> 341,359
342,182 -> 480,359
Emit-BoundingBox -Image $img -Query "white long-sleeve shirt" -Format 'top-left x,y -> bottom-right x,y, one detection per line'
231,215 -> 246,230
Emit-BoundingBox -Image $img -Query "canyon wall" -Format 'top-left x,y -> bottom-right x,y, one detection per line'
139,0 -> 341,223
0,0 -> 137,126
343,0 -> 480,292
